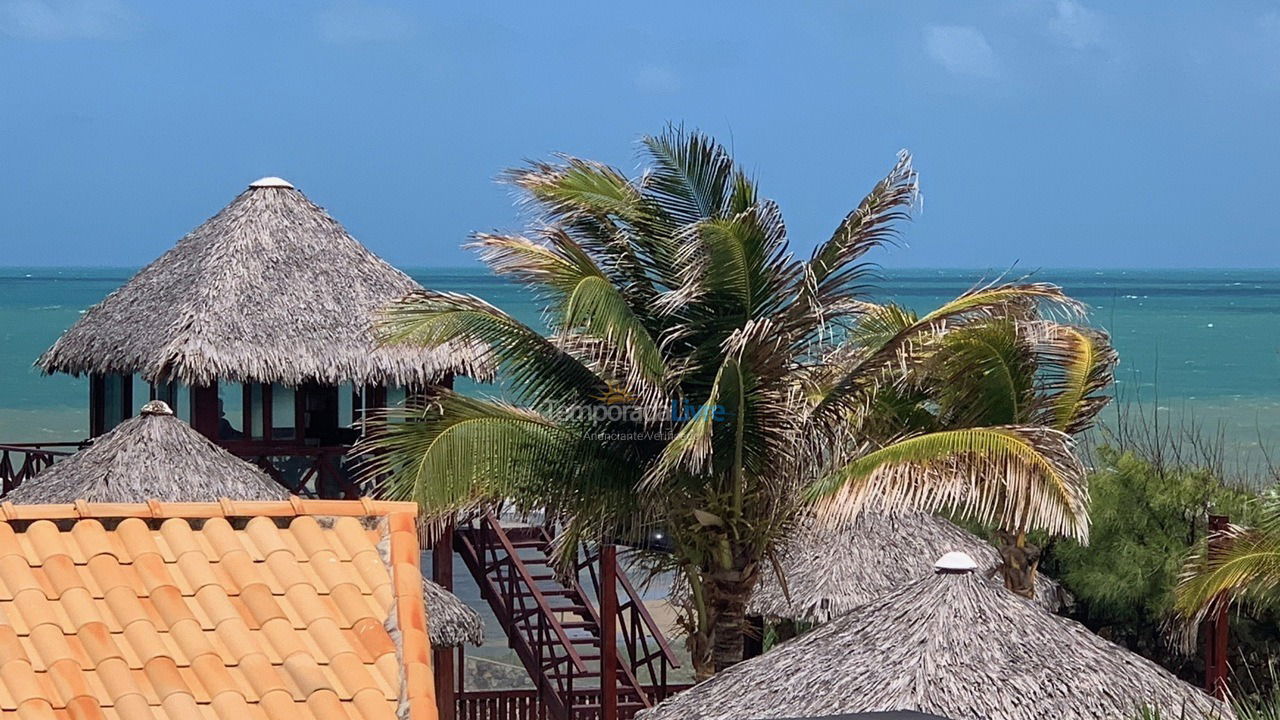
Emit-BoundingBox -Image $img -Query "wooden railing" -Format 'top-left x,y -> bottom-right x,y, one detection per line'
581,549 -> 682,692
457,513 -> 590,720
457,686 -> 695,720
221,442 -> 361,499
0,442 -> 82,494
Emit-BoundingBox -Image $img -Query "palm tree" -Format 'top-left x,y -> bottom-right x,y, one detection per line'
361,126 -> 1114,676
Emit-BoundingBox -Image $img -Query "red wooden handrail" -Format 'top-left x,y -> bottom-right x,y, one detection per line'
483,513 -> 590,676
613,554 -> 681,668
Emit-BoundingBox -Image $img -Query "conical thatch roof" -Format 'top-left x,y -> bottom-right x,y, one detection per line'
423,576 -> 485,647
747,513 -> 1066,622
643,553 -> 1230,720
3,401 -> 290,503
38,177 -> 492,387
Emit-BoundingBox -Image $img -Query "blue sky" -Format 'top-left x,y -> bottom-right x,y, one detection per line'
2,1 -> 1279,269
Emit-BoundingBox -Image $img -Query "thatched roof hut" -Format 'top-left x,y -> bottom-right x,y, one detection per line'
4,401 -> 289,503
747,513 -> 1066,622
642,552 -> 1230,720
38,177 -> 491,387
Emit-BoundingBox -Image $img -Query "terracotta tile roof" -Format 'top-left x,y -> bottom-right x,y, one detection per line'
0,499 -> 436,720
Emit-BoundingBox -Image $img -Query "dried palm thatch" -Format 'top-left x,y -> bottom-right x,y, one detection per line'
642,553 -> 1231,720
748,512 -> 1066,622
38,177 -> 492,387
422,577 -> 484,647
4,401 -> 289,503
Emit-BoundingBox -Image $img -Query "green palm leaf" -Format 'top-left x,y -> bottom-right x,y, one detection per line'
379,290 -> 604,406
1030,322 -> 1118,434
1176,496 -> 1280,623
641,125 -> 735,226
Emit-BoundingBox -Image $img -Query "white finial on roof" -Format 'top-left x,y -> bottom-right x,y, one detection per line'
249,176 -> 294,188
934,551 -> 978,574
140,400 -> 174,416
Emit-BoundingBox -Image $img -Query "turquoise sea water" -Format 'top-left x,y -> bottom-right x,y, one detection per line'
3,267 -> 1279,472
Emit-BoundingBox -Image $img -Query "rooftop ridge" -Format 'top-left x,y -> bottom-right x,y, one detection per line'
0,496 -> 419,521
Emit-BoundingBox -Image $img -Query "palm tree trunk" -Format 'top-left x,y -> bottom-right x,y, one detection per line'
995,529 -> 1041,599
705,562 -> 759,673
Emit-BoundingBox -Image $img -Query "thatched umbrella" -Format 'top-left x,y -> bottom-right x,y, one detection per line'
746,513 -> 1066,622
38,177 -> 492,386
6,401 -> 484,648
642,552 -> 1230,720
423,575 -> 485,648
4,400 -> 289,503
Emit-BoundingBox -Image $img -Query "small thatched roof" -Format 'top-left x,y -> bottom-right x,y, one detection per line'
642,553 -> 1230,720
3,401 -> 290,503
6,401 -> 485,647
423,577 -> 485,647
38,177 -> 492,387
746,513 -> 1066,623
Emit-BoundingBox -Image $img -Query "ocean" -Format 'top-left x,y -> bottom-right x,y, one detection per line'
4,266 -> 1279,474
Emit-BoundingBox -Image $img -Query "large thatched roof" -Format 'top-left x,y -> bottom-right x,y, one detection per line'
38,177 -> 492,387
3,401 -> 289,503
747,513 -> 1066,622
643,553 -> 1230,720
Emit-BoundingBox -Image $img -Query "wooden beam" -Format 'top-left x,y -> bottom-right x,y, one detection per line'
88,375 -> 105,438
190,384 -> 219,439
600,544 -> 618,720
1204,514 -> 1230,699
434,522 -> 458,720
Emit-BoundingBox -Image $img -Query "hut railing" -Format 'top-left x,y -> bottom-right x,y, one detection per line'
579,549 -> 682,694
0,442 -> 82,494
221,442 -> 362,499
456,686 -> 695,720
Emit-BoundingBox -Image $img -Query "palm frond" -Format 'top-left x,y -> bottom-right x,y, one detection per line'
799,150 -> 918,324
1176,496 -> 1280,623
506,157 -> 645,222
1029,322 -> 1118,434
808,425 -> 1090,541
561,273 -> 668,397
379,290 -> 603,406
680,201 -> 799,319
640,125 -> 736,226
466,232 -> 667,396
932,319 -> 1037,427
358,392 -> 619,515
806,283 -> 1084,427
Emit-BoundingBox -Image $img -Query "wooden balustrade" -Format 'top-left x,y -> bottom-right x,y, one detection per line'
0,439 -> 363,500
221,442 -> 361,499
0,443 -> 81,494
456,687 -> 694,720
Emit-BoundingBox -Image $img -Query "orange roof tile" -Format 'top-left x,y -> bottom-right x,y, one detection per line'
0,500 -> 435,720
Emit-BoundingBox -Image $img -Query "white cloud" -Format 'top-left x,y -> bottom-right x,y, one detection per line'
925,25 -> 998,78
0,0 -> 133,40
635,65 -> 681,94
1048,0 -> 1105,49
315,0 -> 414,45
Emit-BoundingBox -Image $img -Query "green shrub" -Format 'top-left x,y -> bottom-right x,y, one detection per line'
1043,446 -> 1261,679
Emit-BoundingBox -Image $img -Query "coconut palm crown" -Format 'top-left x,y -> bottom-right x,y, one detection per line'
360,126 -> 1116,676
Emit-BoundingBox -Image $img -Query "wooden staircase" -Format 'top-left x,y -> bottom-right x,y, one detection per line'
456,513 -> 681,720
